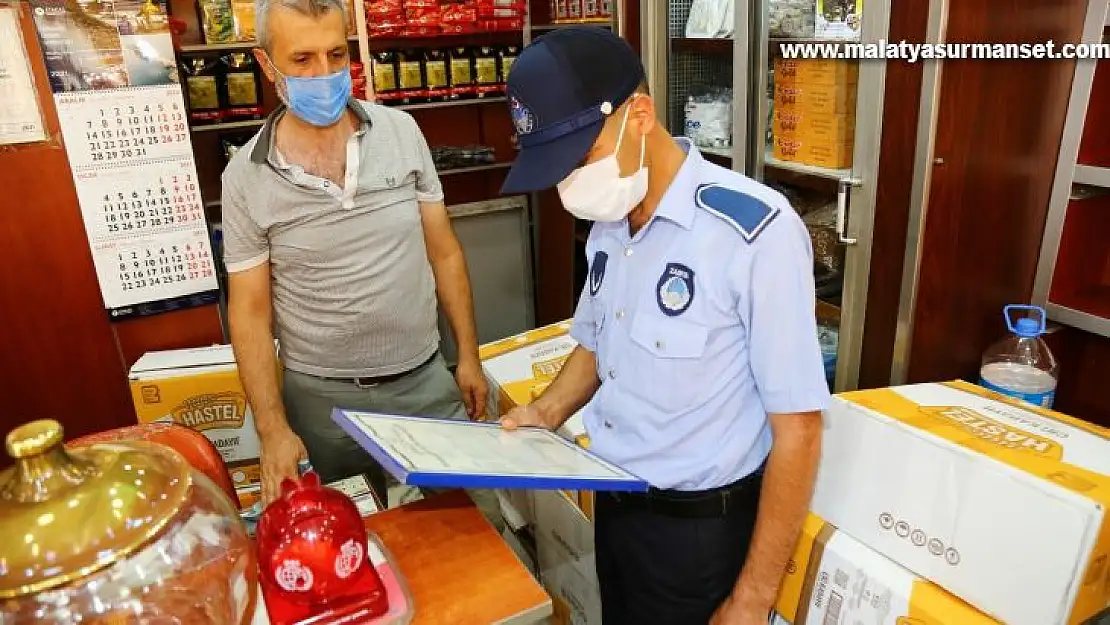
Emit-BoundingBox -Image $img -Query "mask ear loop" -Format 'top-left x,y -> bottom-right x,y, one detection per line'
613,95 -> 646,172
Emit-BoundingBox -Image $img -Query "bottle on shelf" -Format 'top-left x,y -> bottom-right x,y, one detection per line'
978,304 -> 1059,409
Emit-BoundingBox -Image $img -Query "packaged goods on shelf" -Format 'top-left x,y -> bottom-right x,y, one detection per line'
423,48 -> 450,100
772,135 -> 853,169
769,0 -> 816,39
772,513 -> 998,625
430,145 -> 496,169
350,61 -> 367,98
812,380 -> 1110,625
775,58 -> 859,87
229,0 -> 255,41
684,87 -> 733,150
221,52 -> 263,121
815,0 -> 862,39
474,45 -> 502,95
181,56 -> 226,124
197,0 -> 236,44
685,0 -> 734,38
448,47 -> 476,97
802,201 -> 844,274
396,48 -> 426,103
774,81 -> 857,115
365,0 -> 525,37
372,50 -> 400,101
772,108 -> 855,144
499,44 -> 520,80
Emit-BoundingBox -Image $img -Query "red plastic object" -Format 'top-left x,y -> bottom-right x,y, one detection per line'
257,471 -> 390,625
67,423 -> 238,504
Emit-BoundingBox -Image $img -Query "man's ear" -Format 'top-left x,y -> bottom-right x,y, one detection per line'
254,48 -> 276,84
631,94 -> 656,135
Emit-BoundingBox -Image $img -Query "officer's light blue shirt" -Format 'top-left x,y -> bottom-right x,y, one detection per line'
570,139 -> 832,491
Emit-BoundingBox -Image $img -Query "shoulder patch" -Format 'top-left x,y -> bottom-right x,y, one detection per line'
694,183 -> 780,244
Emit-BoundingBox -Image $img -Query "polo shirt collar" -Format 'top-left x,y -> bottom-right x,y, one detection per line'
250,97 -> 371,164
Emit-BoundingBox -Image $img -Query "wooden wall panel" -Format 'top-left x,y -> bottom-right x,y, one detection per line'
1044,326 -> 1110,427
856,0 -> 929,389
0,5 -> 223,444
906,0 -> 1087,384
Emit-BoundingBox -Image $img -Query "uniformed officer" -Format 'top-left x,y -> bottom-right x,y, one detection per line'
499,27 -> 831,625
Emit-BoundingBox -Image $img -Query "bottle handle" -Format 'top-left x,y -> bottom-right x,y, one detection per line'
1003,304 -> 1046,335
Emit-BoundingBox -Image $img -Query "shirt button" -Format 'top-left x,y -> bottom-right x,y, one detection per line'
604,421 -> 613,429
615,310 -> 625,319
655,340 -> 665,349
323,181 -> 330,187
608,369 -> 616,379
624,248 -> 633,257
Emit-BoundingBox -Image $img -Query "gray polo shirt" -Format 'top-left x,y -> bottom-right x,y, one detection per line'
221,100 -> 442,378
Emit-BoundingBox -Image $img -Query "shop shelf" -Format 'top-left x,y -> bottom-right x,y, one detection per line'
1074,164 -> 1110,188
366,31 -> 522,52
671,37 -> 733,56
190,119 -> 265,133
1047,194 -> 1110,333
178,36 -> 359,53
531,22 -> 611,32
438,162 -> 511,176
1078,58 -> 1110,167
699,145 -> 733,159
398,96 -> 507,111
765,151 -> 851,181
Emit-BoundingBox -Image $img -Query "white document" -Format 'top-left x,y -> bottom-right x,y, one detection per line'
0,7 -> 47,145
333,410 -> 647,491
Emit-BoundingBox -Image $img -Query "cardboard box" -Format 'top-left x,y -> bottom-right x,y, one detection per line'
775,82 -> 857,115
772,108 -> 856,144
535,489 -> 602,625
774,513 -> 997,625
812,380 -> 1110,625
480,321 -> 586,528
129,344 -> 265,495
775,58 -> 859,86
772,136 -> 854,170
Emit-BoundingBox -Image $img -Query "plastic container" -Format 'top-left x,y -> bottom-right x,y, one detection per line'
978,304 -> 1059,408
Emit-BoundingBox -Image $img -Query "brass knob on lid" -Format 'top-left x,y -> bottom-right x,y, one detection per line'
5,418 -> 63,459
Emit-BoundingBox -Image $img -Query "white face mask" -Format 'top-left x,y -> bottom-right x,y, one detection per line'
556,100 -> 648,222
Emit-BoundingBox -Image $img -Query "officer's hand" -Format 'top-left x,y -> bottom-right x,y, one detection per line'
500,404 -> 552,431
258,424 -> 308,505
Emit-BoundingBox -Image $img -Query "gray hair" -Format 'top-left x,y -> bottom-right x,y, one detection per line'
255,0 -> 348,52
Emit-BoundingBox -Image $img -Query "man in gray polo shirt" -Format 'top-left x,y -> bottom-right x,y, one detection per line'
222,0 -> 490,512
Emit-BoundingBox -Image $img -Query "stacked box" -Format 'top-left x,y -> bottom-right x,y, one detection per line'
772,58 -> 857,169
480,321 -> 590,528
812,380 -> 1110,625
129,344 -> 271,508
534,489 -> 602,625
772,513 -> 998,625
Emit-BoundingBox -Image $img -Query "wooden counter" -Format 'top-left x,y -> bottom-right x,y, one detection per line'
365,490 -> 552,625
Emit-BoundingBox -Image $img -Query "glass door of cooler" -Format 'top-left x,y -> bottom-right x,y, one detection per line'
661,0 -> 891,391
750,0 -> 891,391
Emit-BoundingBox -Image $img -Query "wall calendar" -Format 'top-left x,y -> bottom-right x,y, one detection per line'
29,0 -> 218,319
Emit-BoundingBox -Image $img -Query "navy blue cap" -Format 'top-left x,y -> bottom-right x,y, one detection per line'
501,26 -> 646,194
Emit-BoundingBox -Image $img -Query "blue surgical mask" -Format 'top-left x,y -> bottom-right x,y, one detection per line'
272,63 -> 351,127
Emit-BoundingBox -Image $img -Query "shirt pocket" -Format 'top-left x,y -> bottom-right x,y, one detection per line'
628,313 -> 710,413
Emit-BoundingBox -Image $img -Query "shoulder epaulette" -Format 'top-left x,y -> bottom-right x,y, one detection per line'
694,183 -> 780,244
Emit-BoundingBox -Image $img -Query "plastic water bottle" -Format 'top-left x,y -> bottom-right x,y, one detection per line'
978,305 -> 1058,408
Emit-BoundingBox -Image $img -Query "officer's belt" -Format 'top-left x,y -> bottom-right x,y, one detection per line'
602,465 -> 764,519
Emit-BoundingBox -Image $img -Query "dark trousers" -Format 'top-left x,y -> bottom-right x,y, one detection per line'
594,471 -> 764,625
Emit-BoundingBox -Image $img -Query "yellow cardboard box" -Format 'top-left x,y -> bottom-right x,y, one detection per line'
129,344 -> 264,496
772,108 -> 856,144
775,82 -> 857,115
773,513 -> 997,625
813,380 -> 1110,625
479,320 -> 577,421
775,58 -> 859,86
772,135 -> 854,170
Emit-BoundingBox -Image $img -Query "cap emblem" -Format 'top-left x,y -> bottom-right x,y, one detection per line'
510,95 -> 537,135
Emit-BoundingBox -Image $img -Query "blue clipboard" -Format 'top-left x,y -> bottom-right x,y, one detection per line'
331,409 -> 649,492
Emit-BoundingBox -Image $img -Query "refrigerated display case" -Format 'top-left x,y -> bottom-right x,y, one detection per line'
645,0 -> 890,391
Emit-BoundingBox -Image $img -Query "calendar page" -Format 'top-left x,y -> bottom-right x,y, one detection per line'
29,0 -> 219,317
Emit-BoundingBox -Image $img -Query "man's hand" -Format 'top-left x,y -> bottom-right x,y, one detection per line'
709,595 -> 771,625
454,356 -> 488,419
259,424 -> 308,504
499,404 -> 553,430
